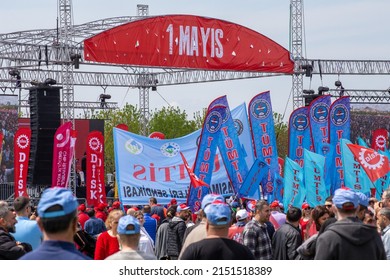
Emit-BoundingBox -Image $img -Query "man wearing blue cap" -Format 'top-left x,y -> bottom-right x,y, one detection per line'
105,215 -> 156,260
179,201 -> 254,260
20,187 -> 91,260
179,193 -> 224,258
355,192 -> 369,222
315,188 -> 386,260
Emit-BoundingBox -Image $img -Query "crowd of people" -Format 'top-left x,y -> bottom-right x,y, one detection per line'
0,108 -> 18,184
0,187 -> 390,260
350,111 -> 390,144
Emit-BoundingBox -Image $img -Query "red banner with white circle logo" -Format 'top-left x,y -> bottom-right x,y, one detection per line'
52,122 -> 73,188
13,128 -> 31,198
86,131 -> 106,206
347,143 -> 390,182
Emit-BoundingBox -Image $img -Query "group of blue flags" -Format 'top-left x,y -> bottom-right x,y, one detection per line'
113,91 -> 390,211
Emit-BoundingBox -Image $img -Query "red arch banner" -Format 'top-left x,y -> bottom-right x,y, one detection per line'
84,15 -> 294,73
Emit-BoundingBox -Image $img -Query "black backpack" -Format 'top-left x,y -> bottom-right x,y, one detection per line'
74,229 -> 96,259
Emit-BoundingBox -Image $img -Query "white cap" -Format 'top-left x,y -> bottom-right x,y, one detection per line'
236,209 -> 248,221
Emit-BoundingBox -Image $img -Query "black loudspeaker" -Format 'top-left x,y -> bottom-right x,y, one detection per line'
28,86 -> 61,186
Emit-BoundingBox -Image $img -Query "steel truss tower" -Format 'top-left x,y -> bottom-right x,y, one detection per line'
290,0 -> 304,109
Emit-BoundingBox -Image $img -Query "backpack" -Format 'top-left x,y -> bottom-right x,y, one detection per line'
74,229 -> 96,259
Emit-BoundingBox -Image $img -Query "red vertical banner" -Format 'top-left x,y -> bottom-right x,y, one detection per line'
13,128 -> 31,198
371,128 -> 388,151
52,122 -> 73,188
86,131 -> 106,206
0,132 -> 3,152
278,157 -> 284,177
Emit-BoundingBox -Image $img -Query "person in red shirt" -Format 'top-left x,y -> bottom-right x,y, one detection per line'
228,209 -> 249,244
94,209 -> 124,260
300,203 -> 311,240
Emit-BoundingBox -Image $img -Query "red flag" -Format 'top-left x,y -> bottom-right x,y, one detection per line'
52,122 -> 73,188
347,143 -> 390,182
86,131 -> 106,206
278,157 -> 284,177
179,152 -> 208,188
14,128 -> 31,198
371,128 -> 388,151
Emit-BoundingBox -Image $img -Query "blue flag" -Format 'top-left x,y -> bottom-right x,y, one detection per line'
304,149 -> 327,207
283,157 -> 305,211
248,91 -> 279,199
357,137 -> 369,147
210,97 -> 249,197
376,150 -> 390,199
309,95 -> 331,156
329,97 -> 351,192
190,104 -> 226,211
288,106 -> 312,167
239,159 -> 269,199
273,173 -> 284,203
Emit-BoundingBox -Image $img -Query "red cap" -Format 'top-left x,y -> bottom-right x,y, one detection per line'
98,203 -> 108,211
112,201 -> 121,209
77,204 -> 86,212
270,200 -> 280,208
151,214 -> 160,223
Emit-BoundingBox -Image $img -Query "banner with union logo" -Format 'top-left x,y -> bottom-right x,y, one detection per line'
329,96 -> 350,192
371,128 -> 388,151
347,143 -> 390,183
52,122 -> 73,188
113,104 -> 253,206
86,131 -> 106,206
248,91 -> 279,200
288,106 -> 312,167
13,128 -> 31,198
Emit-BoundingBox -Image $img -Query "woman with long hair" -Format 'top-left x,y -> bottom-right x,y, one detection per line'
305,205 -> 330,240
94,209 -> 124,260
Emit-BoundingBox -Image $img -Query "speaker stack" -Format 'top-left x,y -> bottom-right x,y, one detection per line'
27,86 -> 61,186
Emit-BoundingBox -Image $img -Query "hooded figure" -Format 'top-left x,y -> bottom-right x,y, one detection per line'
315,189 -> 386,260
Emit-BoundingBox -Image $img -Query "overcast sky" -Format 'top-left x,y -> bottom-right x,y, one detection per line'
1,0 -> 389,121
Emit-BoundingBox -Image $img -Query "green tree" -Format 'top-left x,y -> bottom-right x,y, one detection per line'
148,106 -> 203,139
94,104 -> 142,173
274,112 -> 288,159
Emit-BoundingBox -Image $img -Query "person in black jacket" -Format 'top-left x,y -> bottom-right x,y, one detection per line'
166,203 -> 190,259
0,202 -> 28,259
272,206 -> 302,260
315,189 -> 386,260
